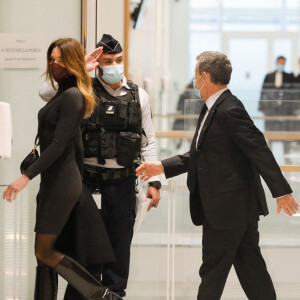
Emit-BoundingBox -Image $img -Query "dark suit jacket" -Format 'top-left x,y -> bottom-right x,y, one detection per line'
263,71 -> 294,84
162,90 -> 292,230
294,74 -> 300,83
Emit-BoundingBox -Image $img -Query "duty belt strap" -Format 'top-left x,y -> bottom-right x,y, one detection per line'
84,165 -> 135,181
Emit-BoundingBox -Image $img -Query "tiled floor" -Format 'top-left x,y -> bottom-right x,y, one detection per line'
52,280 -> 300,300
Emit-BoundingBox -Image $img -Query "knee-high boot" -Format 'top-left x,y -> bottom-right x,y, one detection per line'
64,267 -> 103,300
55,256 -> 122,300
64,284 -> 85,300
34,266 -> 58,300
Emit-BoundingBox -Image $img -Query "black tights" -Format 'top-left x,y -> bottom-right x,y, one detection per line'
35,233 -> 64,268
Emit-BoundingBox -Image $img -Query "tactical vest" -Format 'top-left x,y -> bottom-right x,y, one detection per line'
82,78 -> 142,167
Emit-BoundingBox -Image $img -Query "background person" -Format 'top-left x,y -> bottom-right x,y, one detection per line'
261,55 -> 294,88
259,56 -> 295,162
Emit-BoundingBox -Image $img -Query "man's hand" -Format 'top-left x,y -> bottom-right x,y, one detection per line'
85,47 -> 103,72
3,175 -> 30,202
277,194 -> 299,216
147,186 -> 161,212
136,161 -> 164,181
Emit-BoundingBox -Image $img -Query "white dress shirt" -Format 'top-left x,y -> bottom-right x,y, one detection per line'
195,87 -> 228,148
274,71 -> 283,88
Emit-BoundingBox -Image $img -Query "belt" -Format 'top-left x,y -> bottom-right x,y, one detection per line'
84,164 -> 136,181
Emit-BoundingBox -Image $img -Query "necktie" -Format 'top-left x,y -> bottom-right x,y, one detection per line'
198,103 -> 208,128
195,103 -> 208,149
275,71 -> 283,88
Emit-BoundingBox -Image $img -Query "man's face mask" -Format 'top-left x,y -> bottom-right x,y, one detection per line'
193,73 -> 206,99
100,64 -> 124,84
276,64 -> 285,72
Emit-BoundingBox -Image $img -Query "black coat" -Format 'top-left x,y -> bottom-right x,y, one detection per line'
162,90 -> 292,230
294,74 -> 300,83
263,71 -> 294,84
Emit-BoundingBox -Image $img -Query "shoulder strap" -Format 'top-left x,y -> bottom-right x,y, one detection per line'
92,77 -> 111,103
126,80 -> 140,104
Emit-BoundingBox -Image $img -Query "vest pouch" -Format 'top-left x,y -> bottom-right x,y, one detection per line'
97,100 -> 128,129
117,132 -> 141,167
100,133 -> 117,159
83,130 -> 99,158
128,101 -> 142,128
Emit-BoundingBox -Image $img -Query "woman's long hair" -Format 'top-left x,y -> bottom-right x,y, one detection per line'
45,38 -> 95,116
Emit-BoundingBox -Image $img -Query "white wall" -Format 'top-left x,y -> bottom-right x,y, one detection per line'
97,0 -> 124,47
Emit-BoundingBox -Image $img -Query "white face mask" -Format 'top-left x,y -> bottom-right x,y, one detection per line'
39,80 -> 58,102
100,64 -> 124,84
193,73 -> 206,99
276,64 -> 285,72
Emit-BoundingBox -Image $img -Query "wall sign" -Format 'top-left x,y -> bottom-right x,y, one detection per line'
0,33 -> 46,68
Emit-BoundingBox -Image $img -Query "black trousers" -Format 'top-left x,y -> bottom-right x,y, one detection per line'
84,174 -> 136,296
198,221 -> 276,300
100,175 -> 136,295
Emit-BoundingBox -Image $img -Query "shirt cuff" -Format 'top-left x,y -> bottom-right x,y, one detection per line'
277,194 -> 288,198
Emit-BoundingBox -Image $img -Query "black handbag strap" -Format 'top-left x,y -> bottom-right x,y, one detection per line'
35,97 -> 54,147
35,105 -> 48,147
35,117 -> 43,146
34,133 -> 39,147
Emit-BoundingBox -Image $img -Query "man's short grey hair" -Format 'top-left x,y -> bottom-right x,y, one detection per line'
197,51 -> 232,85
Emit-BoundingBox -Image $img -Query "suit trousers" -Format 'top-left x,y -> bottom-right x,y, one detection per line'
198,221 -> 276,300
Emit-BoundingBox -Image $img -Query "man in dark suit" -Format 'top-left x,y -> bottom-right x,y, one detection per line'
259,56 -> 295,161
136,51 -> 299,300
262,56 -> 294,87
259,56 -> 294,132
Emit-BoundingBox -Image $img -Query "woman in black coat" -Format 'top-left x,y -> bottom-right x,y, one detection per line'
3,38 -> 121,300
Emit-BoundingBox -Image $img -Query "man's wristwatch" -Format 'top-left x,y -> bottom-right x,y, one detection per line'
148,181 -> 161,190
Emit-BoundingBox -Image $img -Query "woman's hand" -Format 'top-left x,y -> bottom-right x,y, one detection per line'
3,175 -> 30,202
85,47 -> 103,72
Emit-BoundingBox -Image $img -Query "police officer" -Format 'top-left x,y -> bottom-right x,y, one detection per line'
82,34 -> 161,297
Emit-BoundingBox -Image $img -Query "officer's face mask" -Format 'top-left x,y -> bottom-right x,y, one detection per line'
100,64 -> 124,84
50,63 -> 71,83
193,73 -> 206,99
276,63 -> 285,72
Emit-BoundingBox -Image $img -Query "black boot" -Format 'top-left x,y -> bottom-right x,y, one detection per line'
55,256 -> 122,300
64,267 -> 103,300
64,284 -> 85,300
34,266 -> 58,300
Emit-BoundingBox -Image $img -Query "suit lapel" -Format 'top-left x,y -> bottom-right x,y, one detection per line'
196,109 -> 216,148
197,89 -> 232,149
